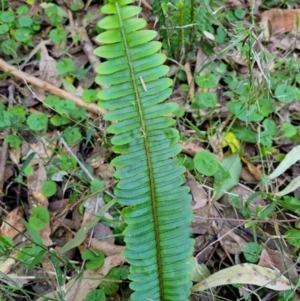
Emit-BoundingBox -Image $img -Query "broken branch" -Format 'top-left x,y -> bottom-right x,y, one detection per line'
0,58 -> 106,116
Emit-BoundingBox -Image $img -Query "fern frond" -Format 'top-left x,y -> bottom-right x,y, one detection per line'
152,0 -> 196,60
152,0 -> 224,60
94,0 -> 193,300
152,0 -> 172,56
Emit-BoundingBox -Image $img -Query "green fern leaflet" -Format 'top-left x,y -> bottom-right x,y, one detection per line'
94,0 -> 193,300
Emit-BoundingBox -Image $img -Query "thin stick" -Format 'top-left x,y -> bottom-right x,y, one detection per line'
0,58 -> 106,116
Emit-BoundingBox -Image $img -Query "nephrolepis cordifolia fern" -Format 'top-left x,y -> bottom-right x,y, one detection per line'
152,0 -> 223,61
152,0 -> 172,55
94,0 -> 193,300
153,0 -> 194,61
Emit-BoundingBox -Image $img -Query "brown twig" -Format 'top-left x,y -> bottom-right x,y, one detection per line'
180,140 -> 205,157
184,62 -> 195,100
0,58 -> 106,116
87,238 -> 125,256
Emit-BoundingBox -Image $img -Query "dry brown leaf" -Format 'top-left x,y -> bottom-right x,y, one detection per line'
39,44 -> 61,87
180,141 -> 205,157
240,167 -> 258,183
8,148 -> 20,166
31,44 -> 61,100
215,247 -> 227,262
96,163 -> 115,181
0,206 -> 25,238
196,244 -> 214,263
187,179 -> 208,209
38,223 -> 53,247
217,224 -> 247,255
259,248 -> 298,283
35,253 -> 126,301
224,0 -> 243,7
192,204 -> 219,235
28,191 -> 48,207
241,156 -> 262,181
93,222 -> 114,243
194,235 -> 209,253
270,36 -> 300,51
81,208 -> 95,227
24,131 -> 58,166
192,263 -> 293,292
0,163 -> 14,185
27,162 -> 47,206
227,52 -> 248,66
195,44 -> 210,74
49,199 -> 69,235
260,9 -> 300,40
208,132 -> 223,161
81,196 -> 106,227
0,257 -> 16,274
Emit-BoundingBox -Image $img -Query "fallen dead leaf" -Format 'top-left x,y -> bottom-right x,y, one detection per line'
27,160 -> 45,188
224,0 -> 243,8
39,45 -> 61,87
192,204 -> 219,235
208,132 -> 223,161
187,179 -> 208,210
240,167 -> 258,183
0,257 -> 16,274
32,44 -> 61,100
260,9 -> 300,40
270,36 -> 300,51
38,223 -> 53,247
217,224 -> 247,255
24,131 -> 58,166
258,248 -> 298,283
192,263 -> 293,292
93,222 -> 114,243
194,235 -> 210,254
195,44 -> 210,74
0,206 -> 25,238
241,156 -> 262,181
96,163 -> 115,182
180,141 -> 205,157
8,147 -> 20,166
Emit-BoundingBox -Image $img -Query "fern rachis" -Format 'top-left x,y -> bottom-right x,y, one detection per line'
94,0 -> 193,300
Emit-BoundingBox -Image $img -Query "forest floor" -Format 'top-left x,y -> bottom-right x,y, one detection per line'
0,0 -> 299,300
